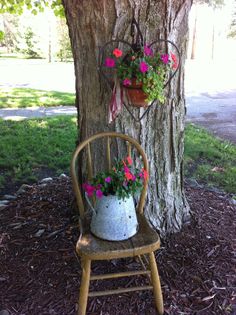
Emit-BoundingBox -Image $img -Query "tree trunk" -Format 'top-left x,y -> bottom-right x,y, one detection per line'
62,0 -> 192,236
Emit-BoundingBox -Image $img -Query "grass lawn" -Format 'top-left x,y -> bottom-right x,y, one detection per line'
0,87 -> 75,108
0,118 -> 235,195
184,124 -> 236,194
0,115 -> 77,194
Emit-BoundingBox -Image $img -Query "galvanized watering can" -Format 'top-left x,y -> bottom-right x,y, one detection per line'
86,194 -> 138,241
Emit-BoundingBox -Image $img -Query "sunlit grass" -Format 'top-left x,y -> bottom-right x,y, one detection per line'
184,124 -> 236,194
0,118 -> 235,195
0,87 -> 75,108
0,115 -> 77,193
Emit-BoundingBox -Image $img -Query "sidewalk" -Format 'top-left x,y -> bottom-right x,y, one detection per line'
0,106 -> 77,120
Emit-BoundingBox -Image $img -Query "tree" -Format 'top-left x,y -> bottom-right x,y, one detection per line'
62,0 -> 192,236
56,17 -> 72,61
190,0 -> 225,59
1,0 -> 192,235
0,13 -> 20,53
228,1 -> 236,38
21,26 -> 42,58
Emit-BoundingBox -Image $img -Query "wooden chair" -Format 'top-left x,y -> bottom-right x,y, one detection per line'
70,132 -> 164,315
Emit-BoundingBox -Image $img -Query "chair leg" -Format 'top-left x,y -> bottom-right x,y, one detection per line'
149,252 -> 164,315
78,258 -> 91,315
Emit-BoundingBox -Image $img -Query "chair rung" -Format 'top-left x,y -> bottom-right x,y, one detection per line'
90,270 -> 151,281
88,285 -> 153,297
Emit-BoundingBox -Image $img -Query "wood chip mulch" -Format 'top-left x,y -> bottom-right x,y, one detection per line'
0,177 -> 235,315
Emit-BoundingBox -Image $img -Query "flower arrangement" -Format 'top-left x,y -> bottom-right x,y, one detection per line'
83,156 -> 148,200
104,45 -> 178,104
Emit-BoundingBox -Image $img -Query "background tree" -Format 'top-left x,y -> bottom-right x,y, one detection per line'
0,13 -> 20,53
21,26 -> 42,58
228,1 -> 236,38
190,0 -> 225,59
0,0 -> 193,235
56,17 -> 72,62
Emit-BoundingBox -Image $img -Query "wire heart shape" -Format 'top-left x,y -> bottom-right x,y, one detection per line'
99,38 -> 180,122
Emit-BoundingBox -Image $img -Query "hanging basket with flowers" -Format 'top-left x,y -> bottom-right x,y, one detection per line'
103,42 -> 179,115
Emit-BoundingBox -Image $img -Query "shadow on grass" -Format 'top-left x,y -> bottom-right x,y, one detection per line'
0,115 -> 77,195
0,88 -> 75,108
184,124 -> 236,194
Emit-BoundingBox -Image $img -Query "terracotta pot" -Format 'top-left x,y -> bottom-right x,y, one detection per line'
123,79 -> 150,108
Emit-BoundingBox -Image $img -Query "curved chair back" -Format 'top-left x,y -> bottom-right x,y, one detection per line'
70,132 -> 149,218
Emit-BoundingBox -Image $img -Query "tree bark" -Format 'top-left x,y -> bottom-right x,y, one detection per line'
62,0 -> 192,236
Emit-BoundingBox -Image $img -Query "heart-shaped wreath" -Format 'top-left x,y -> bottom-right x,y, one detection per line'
99,20 -> 180,122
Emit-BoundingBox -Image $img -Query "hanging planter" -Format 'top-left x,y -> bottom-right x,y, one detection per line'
99,19 -> 181,122
123,79 -> 150,108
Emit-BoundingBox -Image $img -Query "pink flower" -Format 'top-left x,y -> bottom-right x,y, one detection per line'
105,57 -> 115,68
113,48 -> 122,58
124,166 -> 130,173
125,172 -> 133,181
171,52 -> 178,69
126,156 -> 132,165
161,54 -> 169,64
139,61 -> 149,73
144,45 -> 153,56
132,175 -> 136,181
123,78 -> 131,86
83,183 -> 95,197
96,189 -> 103,198
105,177 -> 112,183
142,169 -> 148,180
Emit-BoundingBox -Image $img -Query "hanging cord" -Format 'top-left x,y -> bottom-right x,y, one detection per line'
131,17 -> 144,51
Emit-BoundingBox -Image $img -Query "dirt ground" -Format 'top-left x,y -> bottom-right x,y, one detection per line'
0,177 -> 235,315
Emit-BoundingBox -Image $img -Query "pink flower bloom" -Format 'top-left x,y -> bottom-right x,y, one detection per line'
171,52 -> 177,62
132,175 -> 136,181
123,78 -> 131,86
105,57 -> 115,68
171,52 -> 178,69
83,183 -> 95,197
139,61 -> 149,73
161,54 -> 169,64
96,189 -> 103,198
142,169 -> 149,180
113,48 -> 123,58
105,177 -> 112,183
124,166 -> 130,173
144,45 -> 153,56
126,156 -> 132,165
125,172 -> 133,181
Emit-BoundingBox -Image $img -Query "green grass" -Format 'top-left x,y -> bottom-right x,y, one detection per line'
0,115 -> 77,193
0,87 -> 75,108
184,124 -> 236,194
0,118 -> 235,195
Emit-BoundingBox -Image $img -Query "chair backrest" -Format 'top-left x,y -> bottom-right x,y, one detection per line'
70,132 -> 149,218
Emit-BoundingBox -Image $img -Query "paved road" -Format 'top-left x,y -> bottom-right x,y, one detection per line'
0,58 -> 235,144
186,90 -> 236,144
0,106 -> 76,120
185,60 -> 236,144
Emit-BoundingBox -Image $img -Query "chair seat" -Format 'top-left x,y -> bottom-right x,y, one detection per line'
76,214 -> 160,260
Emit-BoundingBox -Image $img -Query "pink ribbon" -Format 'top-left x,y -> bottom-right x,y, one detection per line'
108,77 -> 124,123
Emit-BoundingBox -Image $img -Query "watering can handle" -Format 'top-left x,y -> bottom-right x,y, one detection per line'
85,193 -> 96,215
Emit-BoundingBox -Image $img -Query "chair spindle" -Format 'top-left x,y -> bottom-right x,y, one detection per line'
106,137 -> 111,170
87,143 -> 93,181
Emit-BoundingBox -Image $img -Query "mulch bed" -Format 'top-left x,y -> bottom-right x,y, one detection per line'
0,177 -> 235,315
